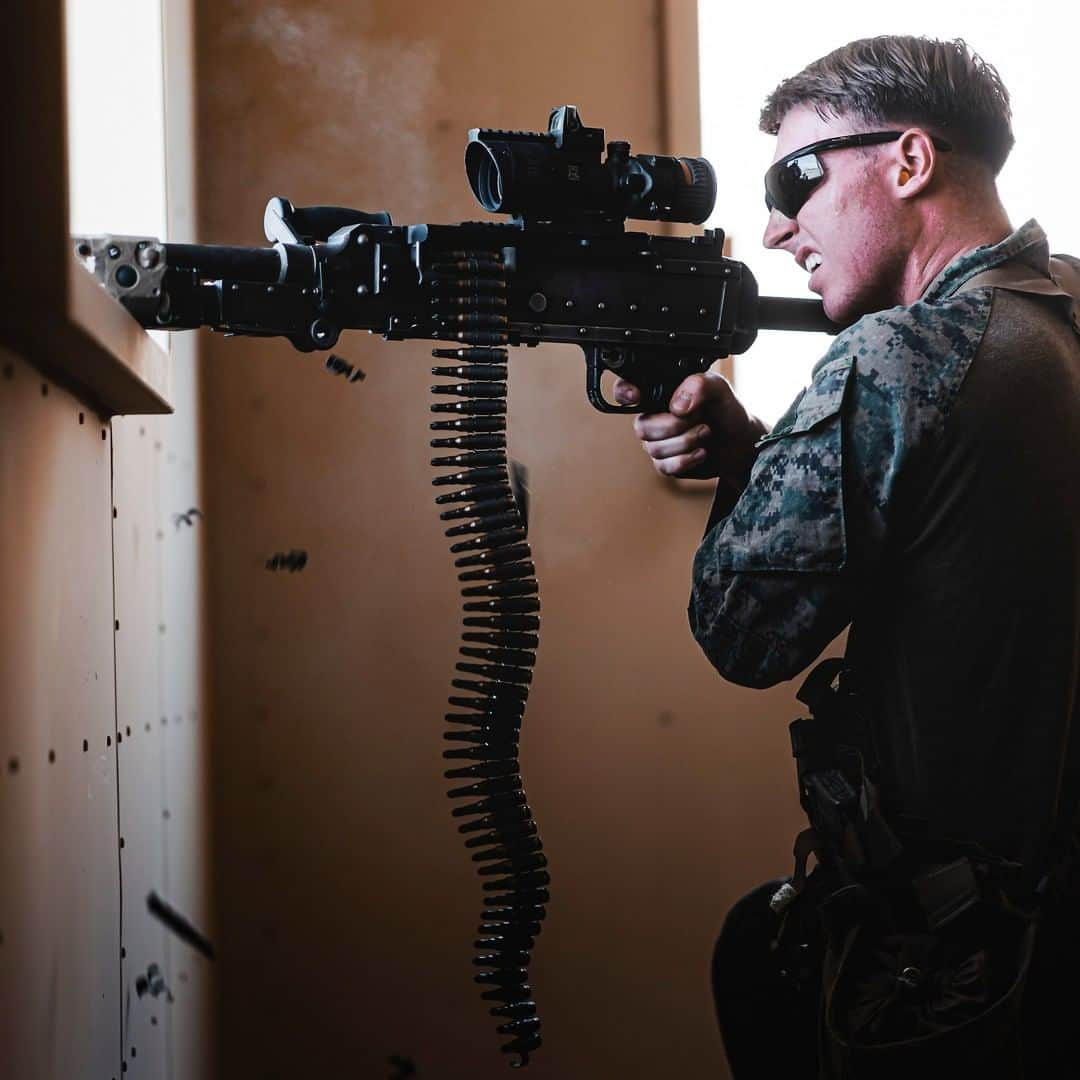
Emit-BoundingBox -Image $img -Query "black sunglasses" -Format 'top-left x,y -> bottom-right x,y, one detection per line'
764,130 -> 954,219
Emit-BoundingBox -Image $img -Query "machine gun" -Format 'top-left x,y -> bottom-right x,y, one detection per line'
74,105 -> 839,1068
76,104 -> 836,413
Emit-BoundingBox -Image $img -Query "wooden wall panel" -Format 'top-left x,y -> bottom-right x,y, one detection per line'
0,346 -> 121,1079
113,412 -> 170,1079
111,386 -> 212,1080
195,3 -> 811,1077
104,334 -> 211,1080
154,340 -> 214,1080
0,346 -> 211,1080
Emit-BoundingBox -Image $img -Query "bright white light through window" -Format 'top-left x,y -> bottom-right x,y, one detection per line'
699,3 -> 1079,425
66,0 -> 168,238
66,0 -> 169,350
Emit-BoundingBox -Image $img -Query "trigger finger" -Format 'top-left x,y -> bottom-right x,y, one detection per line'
612,378 -> 640,405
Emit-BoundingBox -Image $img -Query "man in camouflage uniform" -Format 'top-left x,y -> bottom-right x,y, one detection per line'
616,35 -> 1080,1078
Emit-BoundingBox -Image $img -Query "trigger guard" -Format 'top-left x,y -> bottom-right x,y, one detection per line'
585,351 -> 644,413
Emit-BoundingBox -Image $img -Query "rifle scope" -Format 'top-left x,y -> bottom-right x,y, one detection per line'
465,105 -> 716,225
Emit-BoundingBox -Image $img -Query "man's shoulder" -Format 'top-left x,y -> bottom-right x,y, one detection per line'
822,290 -> 992,380
813,289 -> 995,418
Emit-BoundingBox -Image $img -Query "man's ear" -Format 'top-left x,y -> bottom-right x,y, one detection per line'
893,128 -> 938,198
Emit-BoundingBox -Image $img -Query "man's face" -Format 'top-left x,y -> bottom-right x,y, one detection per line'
762,105 -> 908,323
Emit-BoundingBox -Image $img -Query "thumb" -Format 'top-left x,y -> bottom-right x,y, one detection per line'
669,373 -> 709,417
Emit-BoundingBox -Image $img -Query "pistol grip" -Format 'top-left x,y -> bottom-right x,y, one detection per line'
584,348 -> 707,414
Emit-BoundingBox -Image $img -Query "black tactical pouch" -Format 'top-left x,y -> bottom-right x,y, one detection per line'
819,887 -> 1037,1080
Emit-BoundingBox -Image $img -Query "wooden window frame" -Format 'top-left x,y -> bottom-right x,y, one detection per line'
1,1 -> 181,416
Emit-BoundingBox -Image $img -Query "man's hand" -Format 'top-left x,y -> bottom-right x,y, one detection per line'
613,370 -> 768,493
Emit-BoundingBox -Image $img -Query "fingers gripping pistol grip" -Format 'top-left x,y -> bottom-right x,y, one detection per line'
584,347 -> 712,413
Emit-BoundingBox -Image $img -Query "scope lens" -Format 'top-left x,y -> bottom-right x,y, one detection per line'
650,156 -> 716,224
466,142 -> 505,213
677,156 -> 717,224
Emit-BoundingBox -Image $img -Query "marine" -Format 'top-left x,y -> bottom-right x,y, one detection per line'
616,35 -> 1080,1078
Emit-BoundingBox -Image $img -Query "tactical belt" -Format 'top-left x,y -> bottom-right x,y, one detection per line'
771,658 -> 1033,933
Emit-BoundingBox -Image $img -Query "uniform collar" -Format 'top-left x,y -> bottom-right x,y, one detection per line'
921,219 -> 1048,303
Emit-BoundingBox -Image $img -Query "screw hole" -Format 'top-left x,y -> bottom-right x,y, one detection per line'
79,412 -> 85,424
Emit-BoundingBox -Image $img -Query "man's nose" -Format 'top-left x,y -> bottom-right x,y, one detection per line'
762,208 -> 796,250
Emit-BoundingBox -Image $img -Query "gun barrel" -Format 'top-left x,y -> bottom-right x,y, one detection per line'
165,242 -> 282,283
756,296 -> 844,335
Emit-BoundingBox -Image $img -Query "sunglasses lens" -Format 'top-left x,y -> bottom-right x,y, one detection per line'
765,153 -> 824,218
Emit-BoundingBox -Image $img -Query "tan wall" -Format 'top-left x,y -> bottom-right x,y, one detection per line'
195,3 -> 814,1076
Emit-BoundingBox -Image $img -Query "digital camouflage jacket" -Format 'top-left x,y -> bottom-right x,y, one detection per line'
690,219 -> 1080,869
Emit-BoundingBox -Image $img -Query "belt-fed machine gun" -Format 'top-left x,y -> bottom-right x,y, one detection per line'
77,104 -> 836,413
75,105 -> 840,1068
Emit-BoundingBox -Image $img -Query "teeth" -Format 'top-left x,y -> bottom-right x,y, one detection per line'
805,253 -> 822,273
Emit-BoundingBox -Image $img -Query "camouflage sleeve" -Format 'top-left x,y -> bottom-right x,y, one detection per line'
689,293 -> 991,688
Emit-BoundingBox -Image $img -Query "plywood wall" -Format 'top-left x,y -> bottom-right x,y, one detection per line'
112,330 -> 213,1080
194,3 -> 813,1076
0,348 -> 120,1079
0,338 -> 212,1080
